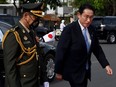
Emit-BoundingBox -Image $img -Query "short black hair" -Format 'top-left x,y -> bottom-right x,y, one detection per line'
78,3 -> 95,14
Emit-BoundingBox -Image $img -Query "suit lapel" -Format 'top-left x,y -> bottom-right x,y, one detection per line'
75,21 -> 86,42
75,21 -> 88,52
88,26 -> 94,53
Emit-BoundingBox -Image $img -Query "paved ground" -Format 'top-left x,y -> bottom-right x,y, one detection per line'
48,41 -> 116,87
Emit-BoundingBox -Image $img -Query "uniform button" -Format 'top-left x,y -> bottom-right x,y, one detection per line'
23,75 -> 26,77
38,66 -> 40,68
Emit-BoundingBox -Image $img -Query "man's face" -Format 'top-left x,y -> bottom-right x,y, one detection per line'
28,13 -> 38,24
77,9 -> 94,28
28,13 -> 40,29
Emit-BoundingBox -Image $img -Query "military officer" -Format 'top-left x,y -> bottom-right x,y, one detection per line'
2,2 -> 49,87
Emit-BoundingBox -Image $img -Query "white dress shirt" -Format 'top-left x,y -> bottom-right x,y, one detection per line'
78,20 -> 91,45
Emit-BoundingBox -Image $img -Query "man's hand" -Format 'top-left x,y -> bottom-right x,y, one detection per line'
105,65 -> 113,76
56,73 -> 63,80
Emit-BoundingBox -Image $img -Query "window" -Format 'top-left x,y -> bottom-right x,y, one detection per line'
0,29 -> 3,42
0,15 -> 15,25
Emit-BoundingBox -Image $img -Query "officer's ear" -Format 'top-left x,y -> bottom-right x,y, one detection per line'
21,12 -> 31,22
23,12 -> 30,17
77,12 -> 81,19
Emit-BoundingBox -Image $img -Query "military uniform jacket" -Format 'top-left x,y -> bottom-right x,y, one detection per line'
3,22 -> 40,87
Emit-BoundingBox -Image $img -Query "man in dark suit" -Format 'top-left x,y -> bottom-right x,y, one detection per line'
55,3 -> 113,87
2,2 -> 49,87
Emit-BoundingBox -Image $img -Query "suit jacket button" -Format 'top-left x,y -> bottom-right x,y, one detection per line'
23,75 -> 26,77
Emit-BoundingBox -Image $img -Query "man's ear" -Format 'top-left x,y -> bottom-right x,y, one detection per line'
77,12 -> 81,19
23,12 -> 30,17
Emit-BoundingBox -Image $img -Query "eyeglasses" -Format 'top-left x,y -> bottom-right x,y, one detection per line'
81,14 -> 93,21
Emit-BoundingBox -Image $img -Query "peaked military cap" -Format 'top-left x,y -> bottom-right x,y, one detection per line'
21,2 -> 44,17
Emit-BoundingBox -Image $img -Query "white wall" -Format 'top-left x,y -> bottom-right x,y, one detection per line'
57,7 -> 63,16
46,5 -> 56,14
0,4 -> 16,16
6,0 -> 19,7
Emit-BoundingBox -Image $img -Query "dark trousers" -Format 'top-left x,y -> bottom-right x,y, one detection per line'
69,73 -> 88,87
0,73 -> 4,87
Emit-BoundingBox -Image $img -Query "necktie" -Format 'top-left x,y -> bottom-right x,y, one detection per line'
83,28 -> 90,70
83,29 -> 90,52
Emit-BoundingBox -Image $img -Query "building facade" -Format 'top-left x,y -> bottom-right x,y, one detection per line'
0,0 -> 74,17
0,4 -> 16,16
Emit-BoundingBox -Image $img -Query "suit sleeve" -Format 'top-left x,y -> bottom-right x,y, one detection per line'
55,26 -> 71,74
92,31 -> 109,68
3,32 -> 21,87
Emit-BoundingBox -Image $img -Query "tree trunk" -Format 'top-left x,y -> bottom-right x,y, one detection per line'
112,0 -> 116,15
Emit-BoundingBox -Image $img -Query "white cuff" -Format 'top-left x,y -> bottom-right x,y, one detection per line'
44,82 -> 49,87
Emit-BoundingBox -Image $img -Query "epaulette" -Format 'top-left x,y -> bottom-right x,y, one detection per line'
2,26 -> 19,49
2,25 -> 37,66
13,26 -> 19,30
9,26 -> 19,32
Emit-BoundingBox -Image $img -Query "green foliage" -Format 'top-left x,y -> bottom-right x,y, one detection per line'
71,0 -> 104,9
29,0 -> 36,3
38,0 -> 62,10
0,0 -> 6,3
20,0 -> 36,3
71,0 -> 116,16
19,0 -> 62,11
93,0 -> 104,10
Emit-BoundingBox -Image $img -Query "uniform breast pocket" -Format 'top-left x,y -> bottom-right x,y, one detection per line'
23,41 -> 31,45
23,41 -> 34,48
